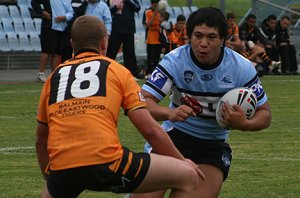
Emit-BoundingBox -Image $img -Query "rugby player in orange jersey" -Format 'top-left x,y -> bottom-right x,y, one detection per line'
35,15 -> 205,198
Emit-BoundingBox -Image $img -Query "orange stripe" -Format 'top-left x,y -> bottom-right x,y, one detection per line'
122,152 -> 133,175
134,159 -> 143,178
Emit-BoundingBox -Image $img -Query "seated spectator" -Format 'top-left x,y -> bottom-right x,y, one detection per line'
173,14 -> 189,47
275,15 -> 299,75
239,14 -> 261,45
239,14 -> 280,75
258,14 -> 281,74
240,41 -> 281,76
226,12 -> 243,51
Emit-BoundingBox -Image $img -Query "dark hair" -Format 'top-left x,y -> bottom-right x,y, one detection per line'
151,0 -> 159,4
246,14 -> 256,21
281,15 -> 291,21
267,14 -> 276,21
187,7 -> 228,39
176,14 -> 186,22
162,11 -> 170,21
226,12 -> 236,20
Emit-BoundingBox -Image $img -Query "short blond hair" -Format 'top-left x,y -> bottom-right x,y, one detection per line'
71,16 -> 107,54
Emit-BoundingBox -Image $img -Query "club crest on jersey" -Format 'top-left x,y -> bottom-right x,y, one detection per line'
249,78 -> 264,98
149,68 -> 168,89
183,70 -> 195,84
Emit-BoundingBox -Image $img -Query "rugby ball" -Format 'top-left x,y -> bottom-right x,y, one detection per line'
157,0 -> 168,13
216,87 -> 257,129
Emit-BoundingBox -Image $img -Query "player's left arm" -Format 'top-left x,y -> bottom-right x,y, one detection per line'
35,123 -> 49,180
221,101 -> 271,131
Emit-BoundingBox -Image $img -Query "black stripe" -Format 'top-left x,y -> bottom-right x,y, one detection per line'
144,82 -> 166,98
177,87 -> 225,97
157,64 -> 173,81
244,74 -> 258,87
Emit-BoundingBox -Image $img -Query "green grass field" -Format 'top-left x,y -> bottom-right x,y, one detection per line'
0,75 -> 300,197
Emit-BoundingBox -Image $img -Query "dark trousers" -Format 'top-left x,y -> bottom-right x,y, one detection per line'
107,33 -> 138,76
278,44 -> 298,73
146,44 -> 161,74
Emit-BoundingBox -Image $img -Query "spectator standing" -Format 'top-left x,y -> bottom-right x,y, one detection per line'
106,0 -> 143,80
159,11 -> 176,54
61,0 -> 89,62
31,0 -> 74,82
143,0 -> 161,79
35,15 -> 205,198
85,0 -> 112,35
131,7 -> 271,198
275,15 -> 299,75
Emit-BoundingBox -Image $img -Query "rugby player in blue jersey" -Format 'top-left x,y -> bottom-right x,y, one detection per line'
131,7 -> 271,198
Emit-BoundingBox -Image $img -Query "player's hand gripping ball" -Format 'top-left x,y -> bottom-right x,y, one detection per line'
216,87 -> 257,128
156,0 -> 168,13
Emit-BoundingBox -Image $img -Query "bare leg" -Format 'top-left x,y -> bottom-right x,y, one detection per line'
132,153 -> 200,198
39,53 -> 49,73
41,183 -> 52,198
196,164 -> 224,198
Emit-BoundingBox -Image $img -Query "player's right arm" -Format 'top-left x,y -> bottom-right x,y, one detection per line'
141,90 -> 195,122
128,107 -> 205,179
35,123 -> 49,180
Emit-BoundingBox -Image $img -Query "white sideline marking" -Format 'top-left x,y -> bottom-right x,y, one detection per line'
0,90 -> 41,94
235,157 -> 300,162
0,146 -> 34,152
0,147 -> 299,162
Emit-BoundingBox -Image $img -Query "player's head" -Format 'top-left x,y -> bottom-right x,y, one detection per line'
246,14 -> 256,28
150,0 -> 160,4
71,15 -> 107,55
226,12 -> 236,29
280,15 -> 291,29
266,14 -> 277,30
175,14 -> 186,31
187,7 -> 227,39
187,7 -> 227,65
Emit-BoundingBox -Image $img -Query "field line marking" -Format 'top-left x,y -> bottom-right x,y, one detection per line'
0,146 -> 300,162
0,146 -> 34,152
0,90 -> 41,94
235,157 -> 300,161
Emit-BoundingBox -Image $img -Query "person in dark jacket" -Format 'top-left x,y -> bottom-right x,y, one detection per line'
106,0 -> 142,79
61,0 -> 88,62
275,15 -> 299,75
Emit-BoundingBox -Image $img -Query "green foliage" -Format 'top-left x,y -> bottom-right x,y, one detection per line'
168,0 -> 251,21
0,75 -> 300,197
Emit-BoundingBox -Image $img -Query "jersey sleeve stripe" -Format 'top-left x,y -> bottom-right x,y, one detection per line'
157,64 -> 173,81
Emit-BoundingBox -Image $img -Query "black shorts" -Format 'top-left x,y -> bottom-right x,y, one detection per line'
40,27 -> 63,55
167,128 -> 232,180
46,147 -> 150,198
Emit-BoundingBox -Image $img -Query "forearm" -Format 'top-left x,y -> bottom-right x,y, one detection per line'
242,107 -> 271,131
145,98 -> 172,121
143,124 -> 184,160
129,109 -> 184,160
36,143 -> 49,179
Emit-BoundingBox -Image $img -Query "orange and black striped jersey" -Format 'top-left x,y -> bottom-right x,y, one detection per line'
37,52 -> 146,170
173,25 -> 188,47
144,8 -> 161,44
227,23 -> 239,41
